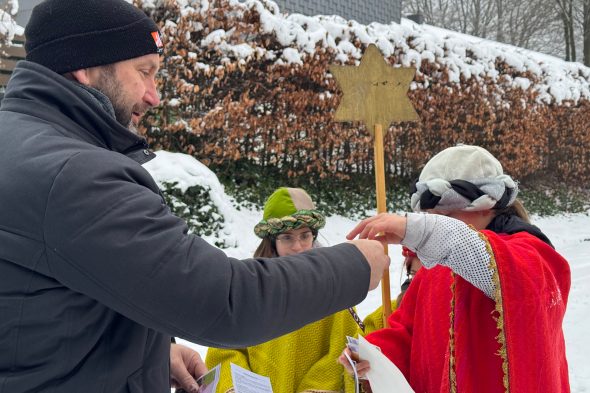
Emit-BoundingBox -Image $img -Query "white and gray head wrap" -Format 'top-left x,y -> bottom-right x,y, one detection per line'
410,145 -> 518,212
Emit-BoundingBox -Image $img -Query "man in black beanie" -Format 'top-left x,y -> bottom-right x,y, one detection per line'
0,0 -> 390,392
24,0 -> 165,133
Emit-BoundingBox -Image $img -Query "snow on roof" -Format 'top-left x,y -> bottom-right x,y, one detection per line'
151,0 -> 590,105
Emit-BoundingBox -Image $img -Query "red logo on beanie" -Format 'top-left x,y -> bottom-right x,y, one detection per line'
151,31 -> 163,51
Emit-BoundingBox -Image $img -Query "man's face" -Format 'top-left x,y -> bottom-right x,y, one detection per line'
90,54 -> 160,132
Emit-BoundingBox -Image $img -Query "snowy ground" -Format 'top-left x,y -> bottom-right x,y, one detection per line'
153,150 -> 590,391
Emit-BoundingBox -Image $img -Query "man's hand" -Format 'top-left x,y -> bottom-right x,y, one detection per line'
348,239 -> 391,290
170,343 -> 208,393
348,213 -> 407,245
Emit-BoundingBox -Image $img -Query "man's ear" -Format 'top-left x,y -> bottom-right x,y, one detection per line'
69,69 -> 92,85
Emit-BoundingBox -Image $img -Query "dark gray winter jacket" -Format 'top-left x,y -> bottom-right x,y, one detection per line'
0,61 -> 370,393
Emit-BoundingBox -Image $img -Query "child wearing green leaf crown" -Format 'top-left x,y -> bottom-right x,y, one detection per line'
206,187 -> 360,393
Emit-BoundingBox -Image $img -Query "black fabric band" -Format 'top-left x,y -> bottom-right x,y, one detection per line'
493,187 -> 513,210
419,190 -> 441,210
417,179 -> 512,211
418,179 -> 485,210
487,213 -> 553,247
449,179 -> 485,201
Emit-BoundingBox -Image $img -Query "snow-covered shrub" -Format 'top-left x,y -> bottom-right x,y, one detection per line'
144,150 -> 237,248
137,0 -> 590,207
159,181 -> 231,247
519,187 -> 590,217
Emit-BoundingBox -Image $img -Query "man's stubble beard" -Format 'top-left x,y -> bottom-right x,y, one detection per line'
95,65 -> 139,134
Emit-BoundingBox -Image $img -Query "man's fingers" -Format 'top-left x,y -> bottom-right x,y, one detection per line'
170,344 -> 204,393
177,371 -> 199,393
192,353 -> 208,379
172,358 -> 199,393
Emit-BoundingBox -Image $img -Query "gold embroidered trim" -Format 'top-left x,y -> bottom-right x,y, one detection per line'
232,386 -> 339,392
449,271 -> 457,393
300,390 -> 340,393
478,231 -> 510,393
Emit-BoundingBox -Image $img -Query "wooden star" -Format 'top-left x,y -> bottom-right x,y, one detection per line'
330,44 -> 419,135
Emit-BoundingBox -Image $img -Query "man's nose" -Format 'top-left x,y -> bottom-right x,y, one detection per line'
144,78 -> 160,107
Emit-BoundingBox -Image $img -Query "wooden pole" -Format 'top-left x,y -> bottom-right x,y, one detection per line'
374,123 -> 392,327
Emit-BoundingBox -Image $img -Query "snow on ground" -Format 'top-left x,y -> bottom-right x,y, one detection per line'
542,215 -> 590,391
147,151 -> 590,392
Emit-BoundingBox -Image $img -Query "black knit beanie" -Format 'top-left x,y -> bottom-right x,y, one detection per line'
25,0 -> 163,74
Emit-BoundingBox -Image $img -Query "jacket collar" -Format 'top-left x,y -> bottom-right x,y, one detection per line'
1,61 -> 155,164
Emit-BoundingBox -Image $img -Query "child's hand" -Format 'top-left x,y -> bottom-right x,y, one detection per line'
338,347 -> 371,378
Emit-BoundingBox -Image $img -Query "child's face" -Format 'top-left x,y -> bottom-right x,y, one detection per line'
275,226 -> 315,257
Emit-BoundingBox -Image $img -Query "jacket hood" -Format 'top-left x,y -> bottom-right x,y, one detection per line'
0,60 -> 151,157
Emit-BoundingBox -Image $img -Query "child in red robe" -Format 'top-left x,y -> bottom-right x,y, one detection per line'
340,144 -> 571,393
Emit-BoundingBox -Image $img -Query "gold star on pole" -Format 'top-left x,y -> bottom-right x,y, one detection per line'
330,44 -> 420,327
330,44 -> 419,135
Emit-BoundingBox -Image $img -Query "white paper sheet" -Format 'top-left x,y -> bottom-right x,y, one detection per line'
230,363 -> 274,393
358,335 -> 414,393
345,335 -> 360,393
343,350 -> 360,393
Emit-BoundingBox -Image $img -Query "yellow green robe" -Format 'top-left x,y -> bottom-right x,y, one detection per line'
361,299 -> 398,335
206,309 -> 359,393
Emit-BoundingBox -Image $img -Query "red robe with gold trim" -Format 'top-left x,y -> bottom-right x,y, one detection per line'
365,231 -> 570,392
